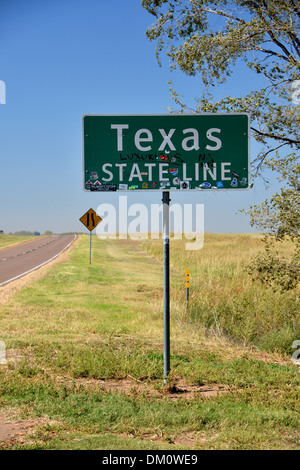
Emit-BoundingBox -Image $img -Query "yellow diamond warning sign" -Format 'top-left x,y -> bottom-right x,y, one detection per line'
79,208 -> 102,232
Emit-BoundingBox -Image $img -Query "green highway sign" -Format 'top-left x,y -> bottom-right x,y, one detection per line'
82,114 -> 250,192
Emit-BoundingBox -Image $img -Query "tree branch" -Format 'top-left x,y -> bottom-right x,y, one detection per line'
251,127 -> 300,145
289,0 -> 300,20
198,7 -> 246,24
267,28 -> 296,61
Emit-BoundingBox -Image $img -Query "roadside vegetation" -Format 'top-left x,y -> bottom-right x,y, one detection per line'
141,233 -> 300,355
0,234 -> 299,450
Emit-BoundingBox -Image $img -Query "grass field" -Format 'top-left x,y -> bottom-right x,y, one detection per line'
141,233 -> 300,354
0,234 -> 299,450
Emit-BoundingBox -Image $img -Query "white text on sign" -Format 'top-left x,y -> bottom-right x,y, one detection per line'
110,124 -> 222,152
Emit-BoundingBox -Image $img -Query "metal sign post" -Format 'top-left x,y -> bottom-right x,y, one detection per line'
89,231 -> 92,264
162,191 -> 170,383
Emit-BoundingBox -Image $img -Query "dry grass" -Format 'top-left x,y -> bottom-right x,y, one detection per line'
141,233 -> 300,353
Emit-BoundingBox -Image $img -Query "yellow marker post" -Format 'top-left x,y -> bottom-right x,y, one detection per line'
185,270 -> 190,310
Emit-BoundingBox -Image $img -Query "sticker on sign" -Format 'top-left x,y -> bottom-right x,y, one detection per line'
82,114 -> 250,191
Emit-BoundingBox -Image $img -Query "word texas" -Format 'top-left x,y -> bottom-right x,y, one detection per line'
111,123 -> 222,152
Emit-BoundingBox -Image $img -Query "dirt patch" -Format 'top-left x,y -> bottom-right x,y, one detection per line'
165,379 -> 231,399
0,410 -> 48,446
71,376 -> 231,400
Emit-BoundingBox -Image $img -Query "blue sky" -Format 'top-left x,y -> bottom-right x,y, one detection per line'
0,0 -> 282,234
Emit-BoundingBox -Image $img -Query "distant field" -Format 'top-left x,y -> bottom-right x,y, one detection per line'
141,233 -> 300,354
0,234 -> 299,450
0,235 -> 36,249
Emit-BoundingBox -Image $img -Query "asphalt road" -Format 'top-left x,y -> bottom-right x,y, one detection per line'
0,234 -> 76,286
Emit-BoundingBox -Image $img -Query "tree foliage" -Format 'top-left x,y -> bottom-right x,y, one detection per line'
142,0 -> 300,170
143,0 -> 300,290
247,156 -> 300,291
